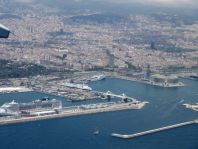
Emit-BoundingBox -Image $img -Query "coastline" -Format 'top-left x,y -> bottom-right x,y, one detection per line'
107,74 -> 185,88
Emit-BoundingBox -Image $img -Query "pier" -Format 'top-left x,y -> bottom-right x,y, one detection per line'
111,120 -> 198,139
95,91 -> 138,102
0,101 -> 148,126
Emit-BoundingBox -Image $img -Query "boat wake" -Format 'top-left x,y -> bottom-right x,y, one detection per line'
162,99 -> 184,118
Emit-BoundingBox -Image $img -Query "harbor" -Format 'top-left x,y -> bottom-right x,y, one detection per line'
0,77 -> 197,149
111,120 -> 198,139
0,74 -> 150,126
0,71 -> 187,102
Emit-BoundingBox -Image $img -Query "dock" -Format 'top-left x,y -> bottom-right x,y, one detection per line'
0,101 -> 148,126
0,87 -> 32,93
94,91 -> 139,102
111,120 -> 198,139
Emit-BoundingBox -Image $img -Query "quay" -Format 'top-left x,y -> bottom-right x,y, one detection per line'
111,120 -> 198,139
0,101 -> 148,126
0,87 -> 32,93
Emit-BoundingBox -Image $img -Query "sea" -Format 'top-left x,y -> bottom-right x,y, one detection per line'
0,78 -> 197,149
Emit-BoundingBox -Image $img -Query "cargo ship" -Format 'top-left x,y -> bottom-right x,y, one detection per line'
0,97 -> 62,117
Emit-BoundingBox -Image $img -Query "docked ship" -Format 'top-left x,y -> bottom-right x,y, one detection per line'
189,74 -> 198,80
0,97 -> 62,117
90,75 -> 106,82
63,83 -> 92,91
183,103 -> 198,111
0,100 -> 19,117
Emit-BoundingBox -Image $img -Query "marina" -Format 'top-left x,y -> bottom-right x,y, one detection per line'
111,120 -> 198,139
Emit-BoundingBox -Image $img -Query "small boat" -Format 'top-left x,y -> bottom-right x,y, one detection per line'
93,130 -> 99,135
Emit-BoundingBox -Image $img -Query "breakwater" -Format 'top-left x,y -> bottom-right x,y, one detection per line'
111,120 -> 198,139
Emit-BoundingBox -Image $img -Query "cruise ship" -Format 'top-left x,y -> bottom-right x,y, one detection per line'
90,75 -> 106,81
0,100 -> 19,117
63,83 -> 92,91
0,97 -> 62,117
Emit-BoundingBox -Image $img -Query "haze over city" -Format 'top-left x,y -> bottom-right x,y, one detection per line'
13,0 -> 198,7
0,0 -> 197,149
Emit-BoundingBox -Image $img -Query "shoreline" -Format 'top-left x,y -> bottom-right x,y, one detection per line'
108,75 -> 185,88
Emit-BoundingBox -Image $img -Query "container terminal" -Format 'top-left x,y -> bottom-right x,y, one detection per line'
0,96 -> 148,126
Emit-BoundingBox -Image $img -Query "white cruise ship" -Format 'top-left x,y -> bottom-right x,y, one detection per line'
0,98 -> 62,117
64,83 -> 92,91
0,100 -> 19,116
90,75 -> 106,81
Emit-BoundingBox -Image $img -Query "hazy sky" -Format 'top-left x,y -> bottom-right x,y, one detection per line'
14,0 -> 198,7
103,0 -> 197,7
14,0 -> 33,3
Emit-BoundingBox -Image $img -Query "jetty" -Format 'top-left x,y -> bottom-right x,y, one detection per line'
95,91 -> 139,102
111,120 -> 198,139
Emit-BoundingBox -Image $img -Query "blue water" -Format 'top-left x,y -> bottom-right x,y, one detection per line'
0,78 -> 197,149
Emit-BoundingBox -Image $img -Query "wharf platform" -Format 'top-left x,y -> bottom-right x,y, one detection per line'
0,101 -> 147,126
0,87 -> 32,93
111,120 -> 198,139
